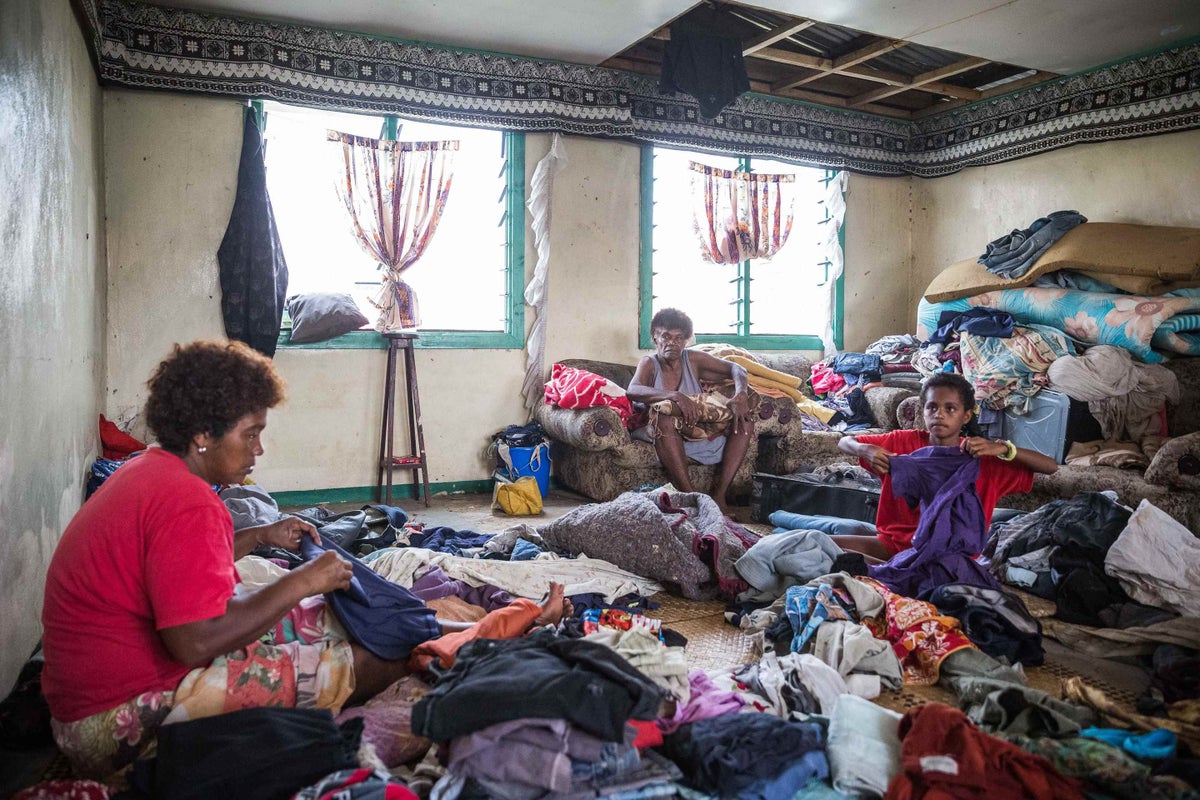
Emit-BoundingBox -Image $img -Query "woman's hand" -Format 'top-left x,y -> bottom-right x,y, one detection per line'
864,445 -> 896,474
729,391 -> 752,434
256,517 -> 320,552
294,551 -> 354,595
671,391 -> 701,428
961,437 -> 1007,458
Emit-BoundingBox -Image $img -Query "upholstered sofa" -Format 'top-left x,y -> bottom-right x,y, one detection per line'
534,355 -> 916,502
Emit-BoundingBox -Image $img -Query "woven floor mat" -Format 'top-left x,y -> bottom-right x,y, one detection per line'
870,657 -> 1138,717
668,614 -> 760,672
1011,587 -> 1057,618
645,593 -> 727,624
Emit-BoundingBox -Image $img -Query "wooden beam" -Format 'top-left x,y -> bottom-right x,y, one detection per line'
847,57 -> 989,106
765,52 -> 917,91
835,38 -> 906,69
742,19 -> 817,56
752,45 -> 832,73
780,38 -> 904,90
912,56 -> 990,85
910,70 -> 1060,118
603,54 -> 913,119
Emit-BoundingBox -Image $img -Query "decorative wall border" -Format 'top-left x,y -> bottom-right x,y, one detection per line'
80,0 -> 1200,177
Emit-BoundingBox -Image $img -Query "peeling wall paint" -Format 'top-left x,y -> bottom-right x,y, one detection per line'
0,0 -> 107,691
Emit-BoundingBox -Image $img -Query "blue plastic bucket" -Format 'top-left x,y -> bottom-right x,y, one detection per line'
506,443 -> 551,498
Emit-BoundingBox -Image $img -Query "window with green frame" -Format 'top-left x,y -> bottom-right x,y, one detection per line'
262,101 -> 525,350
639,144 -> 842,351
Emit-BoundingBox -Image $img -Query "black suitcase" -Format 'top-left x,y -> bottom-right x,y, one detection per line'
750,471 -> 881,524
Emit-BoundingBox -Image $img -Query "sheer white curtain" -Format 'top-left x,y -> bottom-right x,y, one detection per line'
521,134 -> 568,412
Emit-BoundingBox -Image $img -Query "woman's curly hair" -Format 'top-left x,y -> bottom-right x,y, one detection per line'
650,307 -> 694,338
145,340 -> 285,454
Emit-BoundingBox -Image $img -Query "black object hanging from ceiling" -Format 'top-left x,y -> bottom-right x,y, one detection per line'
659,10 -> 751,119
218,107 -> 289,358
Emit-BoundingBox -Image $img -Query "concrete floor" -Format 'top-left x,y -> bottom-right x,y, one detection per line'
284,487 -> 592,531
283,488 -> 768,536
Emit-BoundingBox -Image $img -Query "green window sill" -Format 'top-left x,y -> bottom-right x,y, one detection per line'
636,332 -> 825,351
276,327 -> 524,350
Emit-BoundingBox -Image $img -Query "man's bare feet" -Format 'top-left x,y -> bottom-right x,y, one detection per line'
532,581 -> 574,627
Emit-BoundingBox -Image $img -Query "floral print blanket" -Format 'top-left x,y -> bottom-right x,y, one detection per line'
917,286 -> 1200,363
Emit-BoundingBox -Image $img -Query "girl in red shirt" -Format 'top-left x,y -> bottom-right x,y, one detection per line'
833,373 -> 1057,560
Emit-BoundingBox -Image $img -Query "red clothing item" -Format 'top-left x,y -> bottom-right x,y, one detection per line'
856,429 -> 1033,556
544,363 -> 634,425
886,703 -> 1082,800
42,448 -> 237,722
98,414 -> 146,460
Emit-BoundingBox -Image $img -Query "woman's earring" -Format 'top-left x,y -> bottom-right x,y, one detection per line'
197,446 -> 208,453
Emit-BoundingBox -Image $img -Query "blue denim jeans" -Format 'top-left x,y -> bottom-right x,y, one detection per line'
769,510 -> 877,538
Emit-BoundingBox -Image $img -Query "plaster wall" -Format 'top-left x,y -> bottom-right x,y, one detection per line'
102,94 -> 912,494
104,94 -> 542,493
0,0 -> 107,690
843,173 -> 913,352
909,130 -> 1200,322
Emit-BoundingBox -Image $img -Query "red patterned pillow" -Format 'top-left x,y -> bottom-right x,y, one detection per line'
544,363 -> 634,424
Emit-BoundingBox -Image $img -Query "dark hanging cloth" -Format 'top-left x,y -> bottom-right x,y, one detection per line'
124,707 -> 361,800
659,20 -> 751,118
299,536 -> 440,661
218,108 -> 288,357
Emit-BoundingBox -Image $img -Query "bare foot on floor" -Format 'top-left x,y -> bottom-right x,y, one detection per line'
532,581 -> 574,627
713,497 -> 740,522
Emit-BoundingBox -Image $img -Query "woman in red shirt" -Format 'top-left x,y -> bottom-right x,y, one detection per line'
41,341 -> 568,778
833,373 -> 1057,561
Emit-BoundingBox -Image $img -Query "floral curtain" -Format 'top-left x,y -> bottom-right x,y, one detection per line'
690,161 -> 795,265
329,131 -> 457,331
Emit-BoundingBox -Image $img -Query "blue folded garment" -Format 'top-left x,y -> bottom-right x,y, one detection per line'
1080,726 -> 1177,761
299,536 -> 440,660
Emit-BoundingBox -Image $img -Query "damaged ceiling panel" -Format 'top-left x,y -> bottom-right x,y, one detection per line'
601,1 -> 1061,119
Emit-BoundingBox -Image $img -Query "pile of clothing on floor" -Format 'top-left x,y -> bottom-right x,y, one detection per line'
984,492 -> 1200,728
10,482 -> 1200,800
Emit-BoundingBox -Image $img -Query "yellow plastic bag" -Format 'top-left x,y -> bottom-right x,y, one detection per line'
492,475 -> 543,516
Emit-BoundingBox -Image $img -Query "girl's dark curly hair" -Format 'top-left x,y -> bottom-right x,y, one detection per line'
920,372 -> 983,437
650,307 -> 694,338
144,340 -> 285,454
